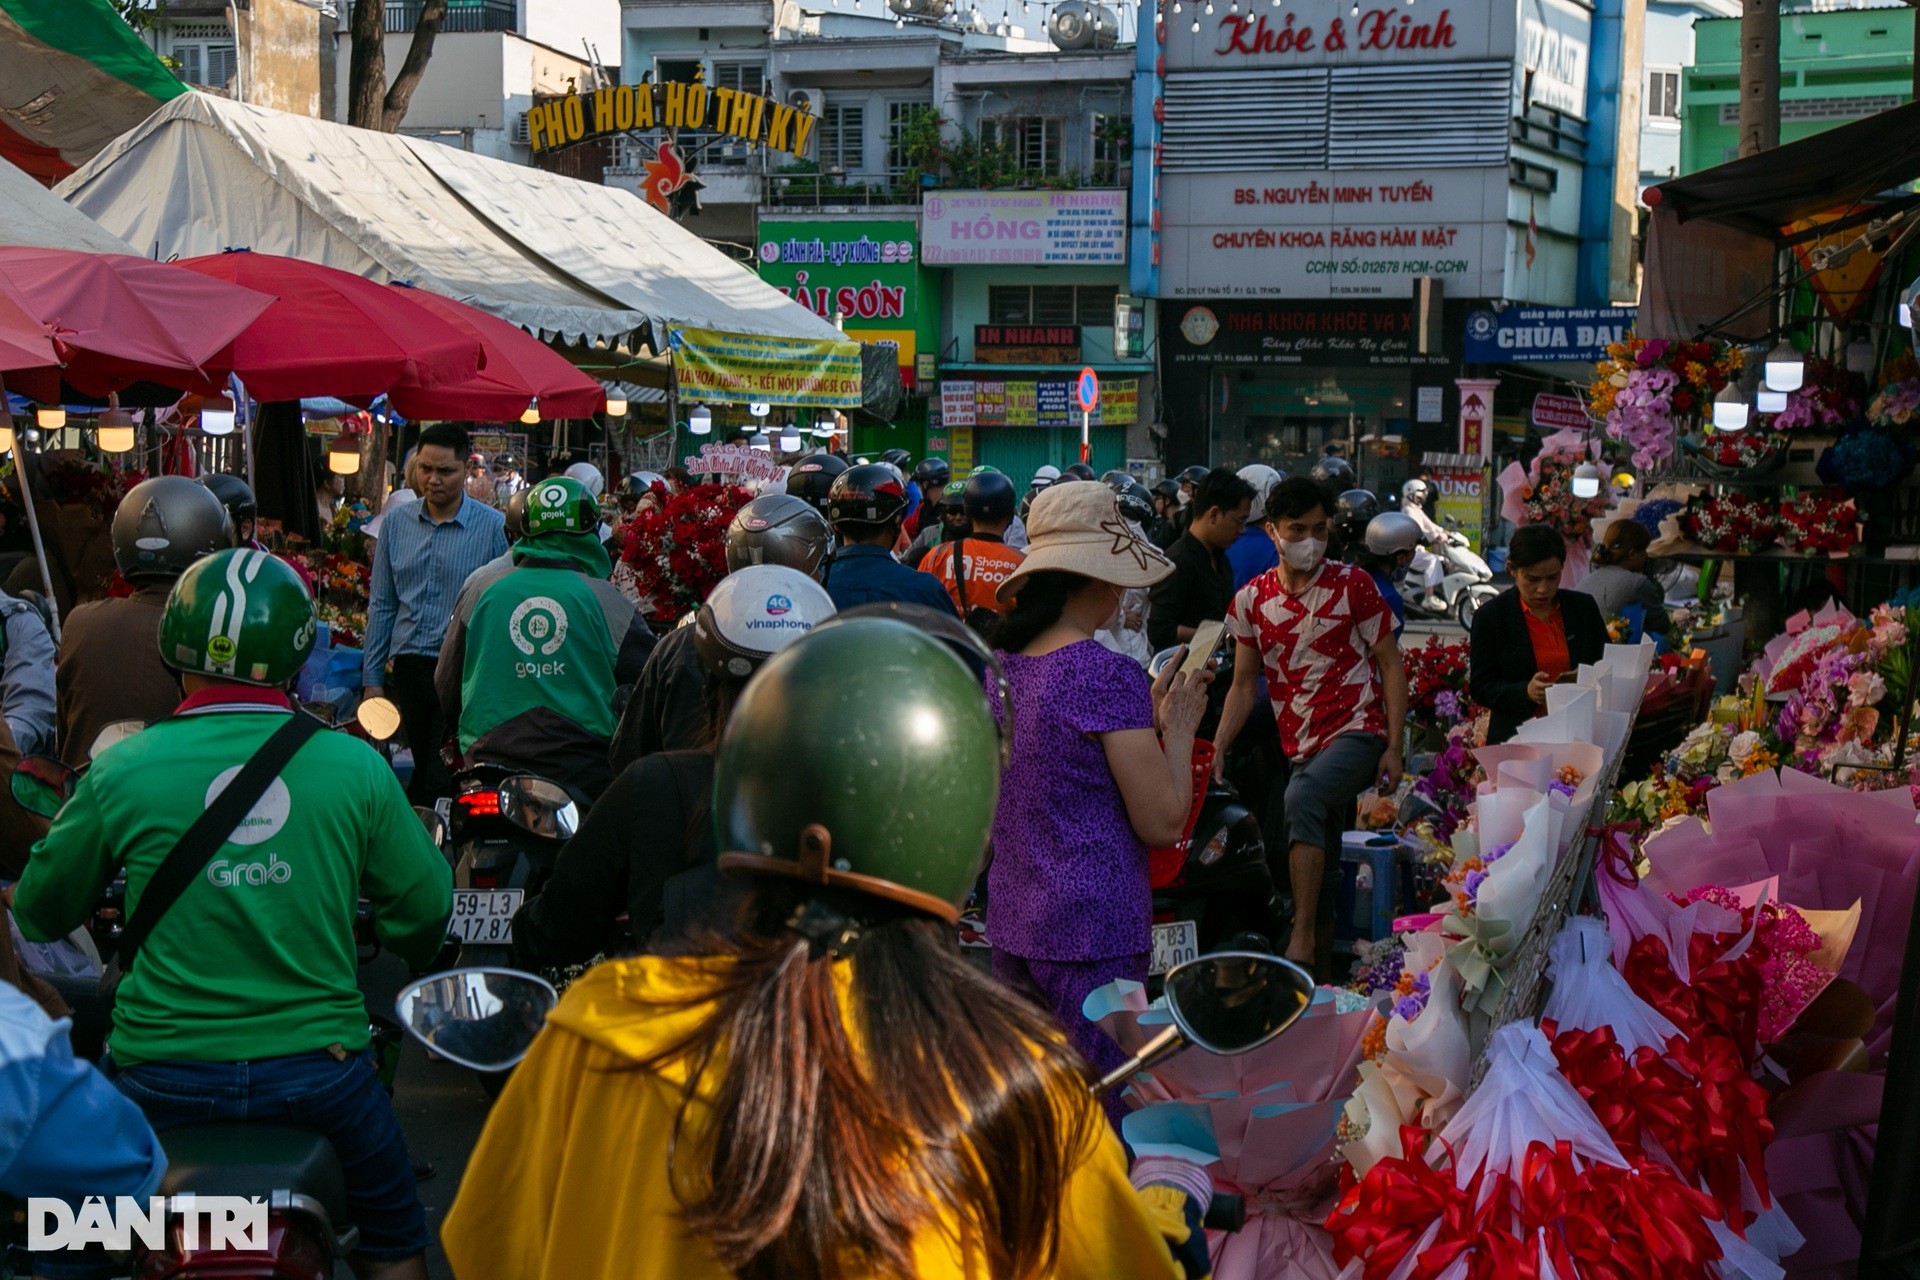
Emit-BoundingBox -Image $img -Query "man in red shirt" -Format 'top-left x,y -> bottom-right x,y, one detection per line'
1213,475 -> 1407,973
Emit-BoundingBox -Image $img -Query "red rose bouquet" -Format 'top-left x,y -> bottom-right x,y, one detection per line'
1402,633 -> 1477,725
1520,449 -> 1611,545
621,482 -> 754,622
1776,492 -> 1858,555
1679,491 -> 1777,554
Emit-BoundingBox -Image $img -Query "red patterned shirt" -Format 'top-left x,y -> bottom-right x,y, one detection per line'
1226,561 -> 1392,762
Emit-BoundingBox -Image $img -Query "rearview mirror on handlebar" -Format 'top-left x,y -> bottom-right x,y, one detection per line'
1092,951 -> 1314,1094
12,755 -> 80,819
395,967 -> 558,1073
357,696 -> 403,741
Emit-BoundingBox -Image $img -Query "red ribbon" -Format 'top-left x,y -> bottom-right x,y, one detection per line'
1622,932 -> 1763,1055
1591,822 -> 1645,887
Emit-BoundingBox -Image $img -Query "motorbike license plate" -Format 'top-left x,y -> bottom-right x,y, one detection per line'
450,889 -> 523,944
1149,921 -> 1199,977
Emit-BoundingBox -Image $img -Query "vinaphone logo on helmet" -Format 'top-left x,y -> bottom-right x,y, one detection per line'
508,595 -> 570,677
747,593 -> 810,631
202,768 -> 294,887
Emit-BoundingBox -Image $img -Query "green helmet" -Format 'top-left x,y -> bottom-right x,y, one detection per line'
523,476 -> 597,536
714,618 -> 999,922
968,464 -> 1001,477
159,548 -> 316,686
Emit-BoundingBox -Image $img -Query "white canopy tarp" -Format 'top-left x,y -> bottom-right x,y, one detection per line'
56,93 -> 845,349
0,157 -> 137,254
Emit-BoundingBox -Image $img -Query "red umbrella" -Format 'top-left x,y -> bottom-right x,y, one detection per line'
174,251 -> 483,401
382,286 -> 605,421
0,275 -> 57,373
0,247 -> 274,401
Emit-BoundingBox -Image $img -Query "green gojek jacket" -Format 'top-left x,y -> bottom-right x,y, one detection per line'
13,698 -> 452,1066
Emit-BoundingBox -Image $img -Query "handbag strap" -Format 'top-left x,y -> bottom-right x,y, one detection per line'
116,711 -> 324,972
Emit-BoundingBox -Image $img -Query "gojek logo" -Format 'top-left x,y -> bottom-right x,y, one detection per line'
30,1196 -> 267,1251
509,596 -> 570,677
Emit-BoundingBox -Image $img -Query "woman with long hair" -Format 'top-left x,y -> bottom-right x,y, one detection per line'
986,482 -> 1210,1119
443,618 -> 1215,1280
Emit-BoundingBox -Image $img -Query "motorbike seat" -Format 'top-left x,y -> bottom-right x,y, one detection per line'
159,1123 -> 351,1233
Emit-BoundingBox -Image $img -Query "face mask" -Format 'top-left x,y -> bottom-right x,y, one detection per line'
1280,536 -> 1326,572
1177,489 -> 1192,508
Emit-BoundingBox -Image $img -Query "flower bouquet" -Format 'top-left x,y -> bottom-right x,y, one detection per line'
1815,424 -> 1917,494
1518,449 -> 1613,545
1775,492 -> 1858,556
1865,377 -> 1920,434
1681,426 -> 1789,480
1592,337 -> 1744,468
1770,360 -> 1855,433
618,482 -> 754,622
1680,491 -> 1778,555
1403,634 -> 1477,731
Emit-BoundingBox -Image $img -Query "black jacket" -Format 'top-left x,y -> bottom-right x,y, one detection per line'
607,624 -> 707,776
1147,532 -> 1235,653
1469,587 -> 1608,744
510,749 -> 725,969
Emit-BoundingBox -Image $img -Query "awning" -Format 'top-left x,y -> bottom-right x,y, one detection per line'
0,155 -> 136,254
0,0 -> 187,183
56,93 -> 849,351
1640,102 -> 1920,341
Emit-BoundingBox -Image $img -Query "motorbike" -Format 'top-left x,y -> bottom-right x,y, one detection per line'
1403,517 -> 1499,629
445,764 -> 579,968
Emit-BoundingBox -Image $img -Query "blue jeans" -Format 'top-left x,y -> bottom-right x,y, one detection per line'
111,1048 -> 429,1261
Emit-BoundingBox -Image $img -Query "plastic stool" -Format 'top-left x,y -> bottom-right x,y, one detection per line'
1334,831 -> 1405,945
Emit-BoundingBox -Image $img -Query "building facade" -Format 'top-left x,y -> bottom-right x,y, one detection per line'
1637,0 -> 1738,188
136,0 -> 333,118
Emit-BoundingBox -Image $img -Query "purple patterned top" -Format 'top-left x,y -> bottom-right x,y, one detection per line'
988,639 -> 1155,962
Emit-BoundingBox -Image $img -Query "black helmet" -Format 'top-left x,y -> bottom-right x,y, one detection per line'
112,475 -> 234,582
616,470 -> 665,501
785,452 -> 849,515
200,473 -> 256,541
1064,463 -> 1096,482
1100,469 -> 1133,492
1151,478 -> 1180,501
880,448 -> 913,474
1332,488 -> 1381,546
1308,455 -> 1356,492
961,470 -> 1017,522
827,462 -> 909,527
1117,481 -> 1155,525
502,489 -> 531,541
912,457 -> 952,491
1179,465 -> 1209,487
725,493 -> 832,577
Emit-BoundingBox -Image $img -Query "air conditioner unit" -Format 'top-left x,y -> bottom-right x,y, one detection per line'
512,111 -> 531,145
787,88 -> 824,116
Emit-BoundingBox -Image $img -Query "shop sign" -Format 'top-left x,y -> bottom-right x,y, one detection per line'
470,431 -> 529,461
682,442 -> 789,483
1523,0 -> 1592,117
1161,0 -> 1509,70
974,325 -> 1082,364
1463,306 -> 1635,364
1532,392 -> 1591,432
527,83 -> 818,160
940,378 -> 1139,427
1163,300 -> 1450,368
921,191 -> 1127,266
1159,169 -> 1504,300
758,220 -> 927,388
1422,451 -> 1486,553
1114,295 -> 1147,358
670,326 -> 864,410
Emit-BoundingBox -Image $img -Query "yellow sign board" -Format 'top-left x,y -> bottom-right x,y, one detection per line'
527,83 -> 819,158
671,327 -> 863,410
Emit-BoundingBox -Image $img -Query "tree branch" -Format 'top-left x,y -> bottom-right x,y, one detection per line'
380,0 -> 449,131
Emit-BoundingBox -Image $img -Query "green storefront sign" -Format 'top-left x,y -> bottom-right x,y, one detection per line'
757,219 -> 936,392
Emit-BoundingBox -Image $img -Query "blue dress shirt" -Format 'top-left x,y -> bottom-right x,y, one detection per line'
363,494 -> 508,686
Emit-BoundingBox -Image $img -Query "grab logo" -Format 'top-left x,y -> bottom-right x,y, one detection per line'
207,853 -> 292,888
204,770 -> 291,846
508,596 -> 569,657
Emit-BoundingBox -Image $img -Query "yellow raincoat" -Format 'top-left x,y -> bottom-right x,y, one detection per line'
441,955 -> 1196,1280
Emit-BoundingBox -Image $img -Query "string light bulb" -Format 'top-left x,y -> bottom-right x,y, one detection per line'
1190,17 -> 1199,29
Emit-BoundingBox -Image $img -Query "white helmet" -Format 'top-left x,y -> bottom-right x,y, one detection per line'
1032,464 -> 1062,487
1236,464 -> 1284,517
564,462 -> 605,498
1401,478 -> 1430,508
1365,511 -> 1424,556
693,565 -> 837,680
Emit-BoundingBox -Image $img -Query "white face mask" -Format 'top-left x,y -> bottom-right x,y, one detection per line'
1280,536 -> 1326,572
1177,489 -> 1192,508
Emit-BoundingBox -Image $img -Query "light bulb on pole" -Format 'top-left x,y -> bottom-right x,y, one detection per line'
812,417 -> 837,438
778,424 -> 802,451
1712,381 -> 1751,432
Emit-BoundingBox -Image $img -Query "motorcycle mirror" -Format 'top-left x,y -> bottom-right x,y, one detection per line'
413,804 -> 447,848
1091,951 -> 1314,1095
86,720 -> 146,760
499,776 -> 578,840
11,755 -> 79,819
357,696 -> 403,741
394,967 -> 558,1073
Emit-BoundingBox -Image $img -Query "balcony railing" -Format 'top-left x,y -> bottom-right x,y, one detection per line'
386,1 -> 516,34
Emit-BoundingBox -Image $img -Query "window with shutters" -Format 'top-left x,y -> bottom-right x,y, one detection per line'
173,42 -> 237,89
1647,70 -> 1680,121
819,99 -> 866,171
1091,113 -> 1127,185
709,62 -> 765,166
887,101 -> 933,184
1075,285 -> 1118,328
988,286 -> 1117,327
980,116 -> 1063,177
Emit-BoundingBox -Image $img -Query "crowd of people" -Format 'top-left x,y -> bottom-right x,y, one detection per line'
0,424 -> 1693,1280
